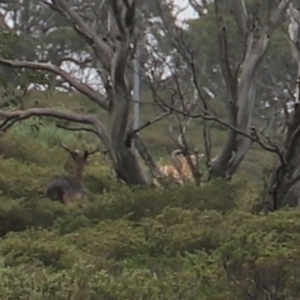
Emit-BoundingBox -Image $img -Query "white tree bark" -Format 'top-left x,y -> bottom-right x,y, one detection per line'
209,0 -> 291,178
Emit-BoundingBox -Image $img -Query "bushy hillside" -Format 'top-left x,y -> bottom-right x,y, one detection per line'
0,120 -> 298,299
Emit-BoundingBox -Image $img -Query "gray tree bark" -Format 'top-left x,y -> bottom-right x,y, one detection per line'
209,0 -> 292,178
267,3 -> 300,210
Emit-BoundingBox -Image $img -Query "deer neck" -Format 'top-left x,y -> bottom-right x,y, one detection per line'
74,163 -> 84,182
170,154 -> 183,177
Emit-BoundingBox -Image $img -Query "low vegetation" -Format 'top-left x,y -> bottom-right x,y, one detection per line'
0,115 -> 297,300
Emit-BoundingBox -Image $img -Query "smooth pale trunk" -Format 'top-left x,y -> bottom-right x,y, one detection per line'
210,32 -> 269,177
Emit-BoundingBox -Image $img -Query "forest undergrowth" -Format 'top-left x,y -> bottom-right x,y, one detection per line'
0,122 -> 298,300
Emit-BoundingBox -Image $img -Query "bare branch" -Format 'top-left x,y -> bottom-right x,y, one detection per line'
133,134 -> 164,179
0,58 -> 108,110
56,56 -> 93,68
230,0 -> 249,35
40,0 -> 112,71
164,102 -> 282,156
215,1 -> 236,96
0,108 -> 97,130
188,0 -> 209,17
56,123 -> 99,136
133,110 -> 172,135
111,0 -> 126,35
268,0 -> 292,33
0,106 -> 114,156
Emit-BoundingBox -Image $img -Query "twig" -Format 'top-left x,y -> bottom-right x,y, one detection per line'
123,110 -> 172,148
132,109 -> 172,135
163,101 -> 283,157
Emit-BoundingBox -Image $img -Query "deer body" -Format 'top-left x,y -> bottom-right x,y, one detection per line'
159,164 -> 183,184
46,175 -> 83,204
158,150 -> 204,185
46,145 -> 97,204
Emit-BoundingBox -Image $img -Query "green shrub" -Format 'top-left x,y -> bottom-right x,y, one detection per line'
81,179 -> 244,224
0,229 -> 81,270
56,214 -> 92,234
0,157 -> 56,198
0,118 -> 298,299
0,199 -> 30,235
214,209 -> 300,298
141,207 -> 223,256
0,131 -> 64,166
65,219 -> 147,261
0,197 -> 68,236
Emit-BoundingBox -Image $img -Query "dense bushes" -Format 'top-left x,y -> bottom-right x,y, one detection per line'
0,129 -> 299,299
0,206 -> 300,299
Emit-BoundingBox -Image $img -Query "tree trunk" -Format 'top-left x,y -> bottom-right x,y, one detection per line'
209,0 -> 291,179
266,101 -> 300,210
105,11 -> 150,186
108,91 -> 148,185
266,3 -> 300,210
209,30 -> 269,178
110,145 -> 149,185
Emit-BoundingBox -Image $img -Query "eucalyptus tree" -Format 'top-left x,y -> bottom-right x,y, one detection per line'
146,0 -> 293,178
0,0 -> 154,185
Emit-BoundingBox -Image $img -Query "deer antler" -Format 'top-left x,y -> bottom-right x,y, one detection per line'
85,146 -> 99,156
59,141 -> 78,154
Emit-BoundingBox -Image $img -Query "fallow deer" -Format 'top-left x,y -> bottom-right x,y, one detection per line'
158,149 -> 204,185
46,143 -> 98,204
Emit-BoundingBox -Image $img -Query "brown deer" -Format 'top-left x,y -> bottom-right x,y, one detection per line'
46,143 -> 98,204
158,149 -> 204,185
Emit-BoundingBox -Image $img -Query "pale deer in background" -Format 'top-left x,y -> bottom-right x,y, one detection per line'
158,149 -> 204,185
46,143 -> 98,204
